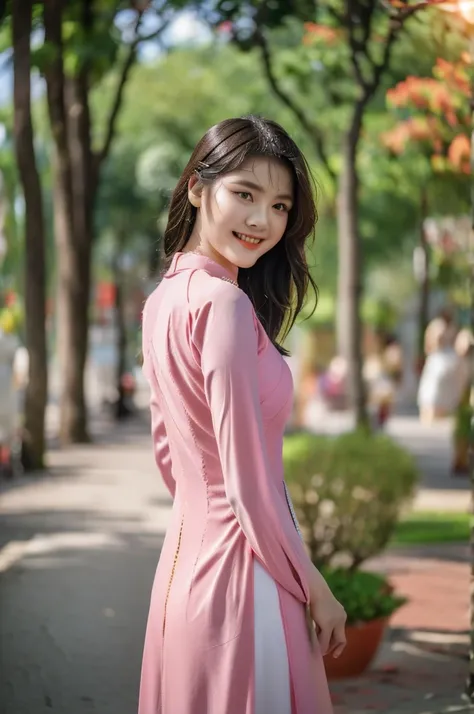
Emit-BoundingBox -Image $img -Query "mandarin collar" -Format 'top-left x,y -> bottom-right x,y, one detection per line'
167,251 -> 237,283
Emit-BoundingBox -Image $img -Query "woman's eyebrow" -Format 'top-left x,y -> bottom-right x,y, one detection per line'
230,178 -> 293,202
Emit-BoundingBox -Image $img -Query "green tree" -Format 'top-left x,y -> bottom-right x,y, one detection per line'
201,0 -> 459,427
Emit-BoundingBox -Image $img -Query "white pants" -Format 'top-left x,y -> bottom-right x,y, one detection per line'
253,559 -> 291,714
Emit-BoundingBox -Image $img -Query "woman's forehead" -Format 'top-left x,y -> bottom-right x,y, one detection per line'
225,156 -> 293,194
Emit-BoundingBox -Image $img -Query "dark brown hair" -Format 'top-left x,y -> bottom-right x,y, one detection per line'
161,115 -> 318,355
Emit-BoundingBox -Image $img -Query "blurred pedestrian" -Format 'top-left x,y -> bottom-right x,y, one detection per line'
320,355 -> 348,411
417,318 -> 460,422
423,309 -> 457,356
363,331 -> 402,429
138,116 -> 344,714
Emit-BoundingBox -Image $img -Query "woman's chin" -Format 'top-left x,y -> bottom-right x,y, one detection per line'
226,244 -> 265,268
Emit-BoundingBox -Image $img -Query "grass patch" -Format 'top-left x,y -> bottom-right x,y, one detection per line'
391,511 -> 470,546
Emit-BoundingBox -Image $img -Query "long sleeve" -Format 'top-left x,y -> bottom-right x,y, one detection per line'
147,365 -> 176,499
193,285 -> 310,604
142,306 -> 175,499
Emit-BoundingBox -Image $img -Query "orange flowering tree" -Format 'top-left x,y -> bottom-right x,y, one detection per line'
383,56 -> 471,175
382,56 -> 471,362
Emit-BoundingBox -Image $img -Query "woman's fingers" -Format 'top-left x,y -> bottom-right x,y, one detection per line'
317,625 -> 332,655
319,620 -> 347,658
329,622 -> 347,658
332,621 -> 346,657
332,642 -> 346,659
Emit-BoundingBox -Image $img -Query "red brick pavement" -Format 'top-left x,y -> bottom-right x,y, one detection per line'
331,550 -> 470,712
384,556 -> 469,632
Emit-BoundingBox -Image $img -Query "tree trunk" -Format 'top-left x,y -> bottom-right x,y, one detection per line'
58,73 -> 95,443
54,184 -> 92,444
42,0 -> 140,443
44,2 -> 94,444
416,188 -> 430,375
336,106 -> 368,429
12,0 -> 48,470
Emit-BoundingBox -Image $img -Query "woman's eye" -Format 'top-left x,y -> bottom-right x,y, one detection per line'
236,191 -> 252,201
274,203 -> 289,212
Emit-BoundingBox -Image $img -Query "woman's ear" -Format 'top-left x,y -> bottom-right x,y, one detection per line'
188,175 -> 202,208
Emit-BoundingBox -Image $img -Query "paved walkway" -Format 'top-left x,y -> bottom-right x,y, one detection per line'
0,404 -> 472,713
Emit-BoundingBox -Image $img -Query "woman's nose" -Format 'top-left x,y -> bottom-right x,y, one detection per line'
246,206 -> 268,230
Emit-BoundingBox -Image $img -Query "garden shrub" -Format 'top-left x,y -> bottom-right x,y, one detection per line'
283,429 -> 419,570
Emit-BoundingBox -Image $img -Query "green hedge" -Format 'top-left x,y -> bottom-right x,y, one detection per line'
283,430 -> 419,570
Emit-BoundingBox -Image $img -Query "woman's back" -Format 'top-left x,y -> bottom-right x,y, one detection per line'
142,252 -> 293,495
139,252 -> 333,714
138,114 -> 342,714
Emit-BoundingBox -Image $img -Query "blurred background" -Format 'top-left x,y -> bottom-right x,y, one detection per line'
1,1 -> 474,712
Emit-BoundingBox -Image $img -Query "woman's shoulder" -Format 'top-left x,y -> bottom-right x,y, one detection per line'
188,270 -> 263,348
188,268 -> 251,315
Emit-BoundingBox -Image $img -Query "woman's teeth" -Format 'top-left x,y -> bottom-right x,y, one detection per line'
234,232 -> 262,245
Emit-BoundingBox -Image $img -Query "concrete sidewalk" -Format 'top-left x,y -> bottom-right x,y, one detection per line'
0,412 -> 165,714
0,409 -> 472,713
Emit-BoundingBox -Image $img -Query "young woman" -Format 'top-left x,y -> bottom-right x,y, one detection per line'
139,115 -> 346,714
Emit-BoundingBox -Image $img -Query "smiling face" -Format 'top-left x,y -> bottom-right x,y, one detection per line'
185,156 -> 294,278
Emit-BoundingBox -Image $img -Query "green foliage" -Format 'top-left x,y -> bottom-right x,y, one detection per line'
0,109 -> 23,294
0,301 -> 24,335
392,511 -> 470,546
82,6 -> 471,285
211,0 -> 314,33
26,1 -> 122,80
111,43 -> 292,149
322,568 -> 406,625
7,0 -> 468,315
361,296 -> 397,331
297,291 -> 335,329
364,257 -> 417,323
283,430 -> 419,569
31,41 -> 58,74
95,140 -> 163,278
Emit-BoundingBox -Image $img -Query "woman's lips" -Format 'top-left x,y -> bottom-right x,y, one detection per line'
233,232 -> 263,250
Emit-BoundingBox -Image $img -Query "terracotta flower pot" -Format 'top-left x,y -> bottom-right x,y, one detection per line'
324,616 -> 389,680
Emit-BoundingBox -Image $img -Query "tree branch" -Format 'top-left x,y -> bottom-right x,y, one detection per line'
43,0 -> 75,215
347,0 -> 372,92
254,27 -> 337,184
364,0 -> 432,102
382,0 -> 450,20
94,14 -> 170,171
369,17 -> 401,95
358,0 -> 436,104
94,45 -> 137,170
349,0 -> 443,100
43,0 -> 67,144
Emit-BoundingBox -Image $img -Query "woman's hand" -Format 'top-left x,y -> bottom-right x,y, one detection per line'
308,566 -> 347,658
